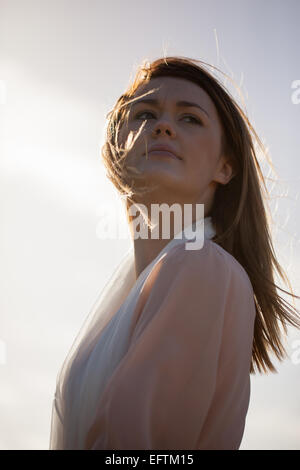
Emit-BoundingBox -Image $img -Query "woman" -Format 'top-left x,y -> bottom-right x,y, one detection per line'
49,56 -> 300,450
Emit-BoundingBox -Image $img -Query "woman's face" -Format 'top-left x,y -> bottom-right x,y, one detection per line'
118,76 -> 233,213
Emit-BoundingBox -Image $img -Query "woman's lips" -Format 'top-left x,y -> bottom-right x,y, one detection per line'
146,150 -> 180,160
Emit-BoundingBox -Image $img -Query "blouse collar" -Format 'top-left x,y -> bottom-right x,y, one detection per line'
150,214 -> 216,255
130,215 -> 216,283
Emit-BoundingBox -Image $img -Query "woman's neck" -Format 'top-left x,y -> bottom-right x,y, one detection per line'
130,208 -> 209,281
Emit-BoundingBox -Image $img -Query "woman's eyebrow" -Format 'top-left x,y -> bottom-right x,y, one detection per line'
130,98 -> 210,118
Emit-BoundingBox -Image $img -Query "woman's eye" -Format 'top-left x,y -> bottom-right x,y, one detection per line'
183,115 -> 202,125
135,111 -> 155,120
134,111 -> 202,125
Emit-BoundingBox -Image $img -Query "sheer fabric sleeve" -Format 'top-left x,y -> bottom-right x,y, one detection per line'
84,240 -> 256,450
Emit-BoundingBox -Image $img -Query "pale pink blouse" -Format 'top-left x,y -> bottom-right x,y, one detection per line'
49,216 -> 256,450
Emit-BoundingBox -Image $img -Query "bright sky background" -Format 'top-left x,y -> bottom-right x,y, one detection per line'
0,0 -> 299,450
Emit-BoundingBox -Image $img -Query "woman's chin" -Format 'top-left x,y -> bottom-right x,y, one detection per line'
137,158 -> 183,180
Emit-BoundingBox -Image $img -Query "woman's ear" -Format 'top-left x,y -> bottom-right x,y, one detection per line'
213,156 -> 235,185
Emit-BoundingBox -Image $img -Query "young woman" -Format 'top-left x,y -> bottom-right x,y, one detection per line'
49,56 -> 300,450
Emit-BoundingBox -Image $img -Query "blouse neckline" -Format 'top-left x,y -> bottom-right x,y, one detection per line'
130,215 -> 216,284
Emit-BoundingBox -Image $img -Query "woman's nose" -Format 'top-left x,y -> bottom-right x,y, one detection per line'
151,120 -> 175,137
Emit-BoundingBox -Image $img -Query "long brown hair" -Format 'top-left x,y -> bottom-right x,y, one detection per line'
100,55 -> 300,375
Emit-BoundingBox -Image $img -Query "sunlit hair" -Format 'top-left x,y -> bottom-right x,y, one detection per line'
101,55 -> 300,375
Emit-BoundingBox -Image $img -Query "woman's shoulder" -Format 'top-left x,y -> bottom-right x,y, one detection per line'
161,238 -> 253,295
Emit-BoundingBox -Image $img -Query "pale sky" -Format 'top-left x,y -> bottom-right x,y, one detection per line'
0,0 -> 299,449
